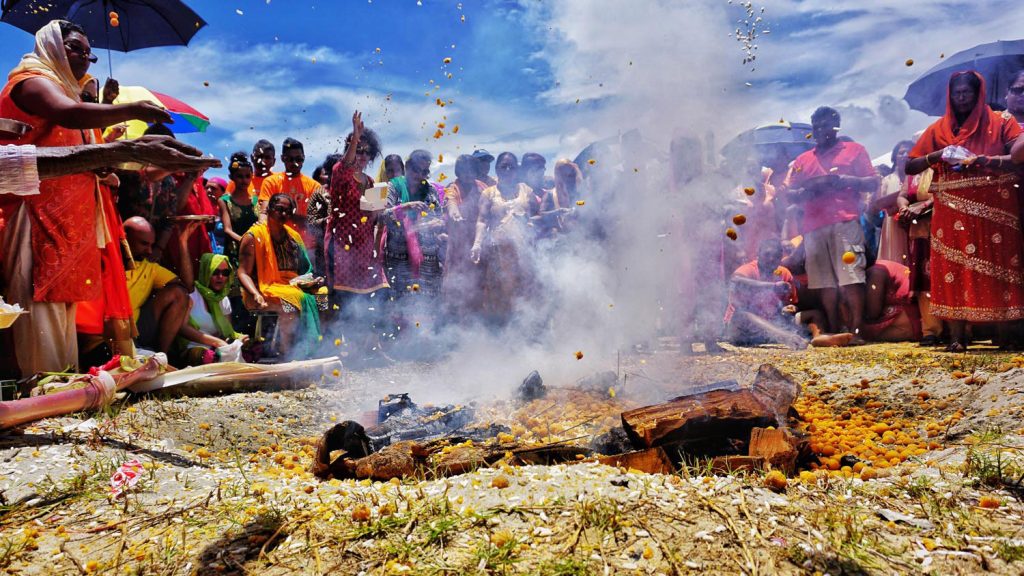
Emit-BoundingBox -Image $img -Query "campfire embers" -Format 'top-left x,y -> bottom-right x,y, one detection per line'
364,394 -> 477,451
312,364 -> 806,481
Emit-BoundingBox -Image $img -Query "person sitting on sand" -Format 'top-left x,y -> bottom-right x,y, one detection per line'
859,260 -> 920,343
724,239 -> 807,350
175,253 -> 249,365
123,217 -> 224,360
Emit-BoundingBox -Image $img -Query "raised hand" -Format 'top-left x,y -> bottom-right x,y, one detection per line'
102,77 -> 119,104
352,110 -> 364,143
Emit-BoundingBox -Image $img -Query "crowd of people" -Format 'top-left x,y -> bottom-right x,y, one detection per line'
3,20 -> 1024,381
720,69 -> 1024,353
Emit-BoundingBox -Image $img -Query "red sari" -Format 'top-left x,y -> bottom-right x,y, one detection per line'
76,178 -> 135,353
909,71 -> 1024,322
325,163 -> 387,293
162,178 -> 214,275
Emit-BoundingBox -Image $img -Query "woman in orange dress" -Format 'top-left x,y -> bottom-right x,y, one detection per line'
0,20 -> 168,374
905,71 -> 1023,352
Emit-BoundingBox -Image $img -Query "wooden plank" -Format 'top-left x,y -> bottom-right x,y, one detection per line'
748,427 -> 798,474
620,364 -> 798,453
597,447 -> 675,474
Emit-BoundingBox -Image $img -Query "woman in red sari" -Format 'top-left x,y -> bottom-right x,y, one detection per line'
325,111 -> 389,359
906,71 -> 1023,352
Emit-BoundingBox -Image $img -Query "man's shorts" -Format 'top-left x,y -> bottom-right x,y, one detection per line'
804,219 -> 866,290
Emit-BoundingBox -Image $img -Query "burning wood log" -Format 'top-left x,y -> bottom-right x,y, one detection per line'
620,364 -> 798,456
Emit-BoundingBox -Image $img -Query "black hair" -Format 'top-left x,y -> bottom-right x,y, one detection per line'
143,123 -> 174,138
811,106 -> 840,125
407,149 -> 432,168
520,152 -> 546,171
345,128 -> 382,160
454,154 -> 476,175
384,154 -> 404,170
268,192 -> 295,212
321,153 -> 343,180
57,20 -> 86,39
114,170 -> 145,219
228,151 -> 252,176
282,137 -> 304,154
495,151 -> 518,168
253,139 -> 274,155
890,140 -> 915,166
950,71 -> 981,94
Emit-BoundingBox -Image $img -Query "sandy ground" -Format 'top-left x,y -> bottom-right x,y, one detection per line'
1,341 -> 1023,575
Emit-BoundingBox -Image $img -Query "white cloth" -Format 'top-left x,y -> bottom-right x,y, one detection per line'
3,203 -> 78,374
0,144 -> 40,196
9,20 -> 83,101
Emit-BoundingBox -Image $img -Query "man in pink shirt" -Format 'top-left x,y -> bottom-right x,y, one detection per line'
785,107 -> 879,343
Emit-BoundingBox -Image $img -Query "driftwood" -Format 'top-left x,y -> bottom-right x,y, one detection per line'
620,364 -> 798,455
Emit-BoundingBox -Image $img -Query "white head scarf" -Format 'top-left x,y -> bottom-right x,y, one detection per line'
9,20 -> 84,101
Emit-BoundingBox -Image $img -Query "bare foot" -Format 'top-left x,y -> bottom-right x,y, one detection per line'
810,332 -> 855,347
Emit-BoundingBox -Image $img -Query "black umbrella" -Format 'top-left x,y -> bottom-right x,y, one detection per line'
721,122 -> 814,164
1,0 -> 206,52
904,39 -> 1024,117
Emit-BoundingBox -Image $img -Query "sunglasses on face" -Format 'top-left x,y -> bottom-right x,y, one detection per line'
211,269 -> 230,278
1009,86 -> 1024,96
64,42 -> 98,64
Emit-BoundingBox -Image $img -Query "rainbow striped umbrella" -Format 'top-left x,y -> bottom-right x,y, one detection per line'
108,85 -> 210,140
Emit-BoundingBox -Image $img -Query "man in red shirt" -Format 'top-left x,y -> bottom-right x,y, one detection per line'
785,107 -> 879,343
724,239 -> 807,349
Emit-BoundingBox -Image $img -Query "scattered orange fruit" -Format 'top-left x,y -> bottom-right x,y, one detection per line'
842,251 -> 856,264
979,496 -> 1001,509
352,504 -> 371,521
764,470 -> 788,492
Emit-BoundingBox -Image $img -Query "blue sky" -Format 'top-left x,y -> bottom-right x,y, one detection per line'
2,0 -> 1023,178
